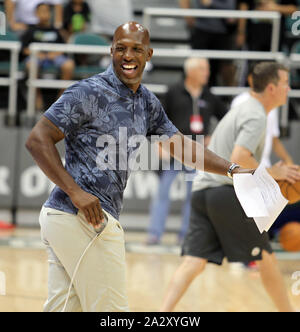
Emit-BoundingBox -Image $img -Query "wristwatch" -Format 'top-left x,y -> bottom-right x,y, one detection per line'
227,163 -> 240,179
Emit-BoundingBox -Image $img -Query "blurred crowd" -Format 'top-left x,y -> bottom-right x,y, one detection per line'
0,0 -> 299,88
0,0 -> 299,147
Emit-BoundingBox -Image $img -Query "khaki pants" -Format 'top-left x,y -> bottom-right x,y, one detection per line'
39,206 -> 129,312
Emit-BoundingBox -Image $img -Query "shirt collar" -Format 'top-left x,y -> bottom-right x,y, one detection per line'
102,64 -> 143,98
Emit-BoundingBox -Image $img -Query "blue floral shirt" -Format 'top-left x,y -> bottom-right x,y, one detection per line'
43,65 -> 178,220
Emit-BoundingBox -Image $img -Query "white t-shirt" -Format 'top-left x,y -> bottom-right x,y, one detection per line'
87,0 -> 133,35
12,0 -> 62,25
231,91 -> 280,168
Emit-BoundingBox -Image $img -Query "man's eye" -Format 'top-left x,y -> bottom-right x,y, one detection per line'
116,47 -> 124,51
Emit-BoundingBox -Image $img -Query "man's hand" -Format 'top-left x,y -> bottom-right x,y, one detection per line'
268,161 -> 300,184
10,22 -> 27,31
257,2 -> 279,12
69,188 -> 105,229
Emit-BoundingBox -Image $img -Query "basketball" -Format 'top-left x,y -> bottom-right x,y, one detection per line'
279,222 -> 300,252
277,180 -> 300,204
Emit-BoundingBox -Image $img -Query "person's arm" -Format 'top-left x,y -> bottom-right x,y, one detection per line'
179,0 -> 191,9
167,132 -> 253,176
54,3 -> 64,29
5,0 -> 27,31
206,0 -> 235,10
25,116 -> 105,228
231,144 -> 300,183
231,145 -> 260,169
258,2 -> 297,15
179,0 -> 195,27
272,137 -> 294,165
236,1 -> 249,48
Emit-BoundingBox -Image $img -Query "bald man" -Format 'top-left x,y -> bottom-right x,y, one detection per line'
26,22 -> 253,312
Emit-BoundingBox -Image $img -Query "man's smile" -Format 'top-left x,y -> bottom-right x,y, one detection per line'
121,63 -> 138,76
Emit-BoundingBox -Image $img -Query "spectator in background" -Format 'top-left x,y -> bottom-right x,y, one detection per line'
146,58 -> 227,246
62,0 -> 91,40
236,0 -> 298,52
179,0 -> 237,86
21,2 -> 74,110
5,0 -> 64,36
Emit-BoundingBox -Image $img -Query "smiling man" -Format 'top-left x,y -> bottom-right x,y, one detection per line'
111,22 -> 153,91
26,22 -> 253,312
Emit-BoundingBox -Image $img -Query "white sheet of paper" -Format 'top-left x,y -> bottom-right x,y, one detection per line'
232,173 -> 269,218
233,165 -> 288,233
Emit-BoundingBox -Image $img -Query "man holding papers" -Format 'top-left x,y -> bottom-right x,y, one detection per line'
161,62 -> 300,312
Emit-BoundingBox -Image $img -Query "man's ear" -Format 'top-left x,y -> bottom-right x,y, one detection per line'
269,82 -> 277,94
110,47 -> 113,57
147,48 -> 153,62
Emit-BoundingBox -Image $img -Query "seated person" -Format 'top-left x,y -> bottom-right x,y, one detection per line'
63,0 -> 91,40
21,2 -> 74,111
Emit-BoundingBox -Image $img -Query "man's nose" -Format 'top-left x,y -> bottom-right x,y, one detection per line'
123,48 -> 134,60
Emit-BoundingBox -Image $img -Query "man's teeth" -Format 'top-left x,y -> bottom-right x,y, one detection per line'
122,65 -> 136,69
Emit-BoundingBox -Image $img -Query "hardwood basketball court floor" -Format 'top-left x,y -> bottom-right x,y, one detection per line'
0,227 -> 299,312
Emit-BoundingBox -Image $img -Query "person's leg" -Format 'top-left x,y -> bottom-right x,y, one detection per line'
160,190 -> 224,311
256,250 -> 294,312
178,179 -> 193,243
35,88 -> 44,111
160,255 -> 207,312
60,58 -> 75,81
39,206 -> 129,312
147,169 -> 178,243
43,245 -> 82,312
57,56 -> 75,96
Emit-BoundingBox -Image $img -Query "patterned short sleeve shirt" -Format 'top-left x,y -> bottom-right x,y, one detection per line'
43,65 -> 178,220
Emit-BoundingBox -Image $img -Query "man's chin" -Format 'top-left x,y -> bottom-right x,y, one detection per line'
119,74 -> 141,87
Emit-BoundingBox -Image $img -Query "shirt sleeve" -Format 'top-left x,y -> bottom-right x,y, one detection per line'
146,92 -> 178,141
43,82 -> 90,136
235,116 -> 266,154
